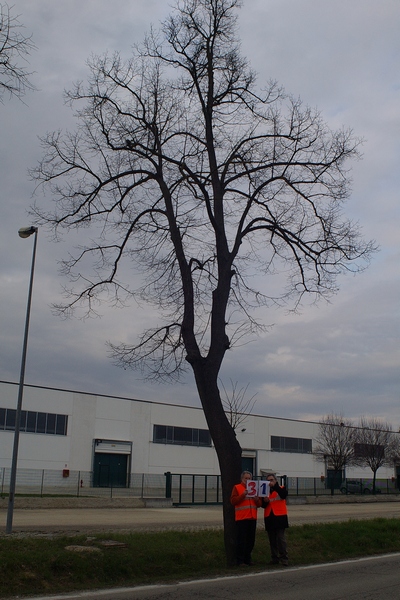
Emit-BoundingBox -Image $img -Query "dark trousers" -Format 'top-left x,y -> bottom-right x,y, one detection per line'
236,518 -> 257,565
267,528 -> 288,562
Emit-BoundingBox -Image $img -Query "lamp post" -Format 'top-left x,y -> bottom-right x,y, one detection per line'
6,226 -> 38,534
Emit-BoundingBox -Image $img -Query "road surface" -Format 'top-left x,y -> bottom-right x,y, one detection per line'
2,501 -> 400,534
29,553 -> 400,600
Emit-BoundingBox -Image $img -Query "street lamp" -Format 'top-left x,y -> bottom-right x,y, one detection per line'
6,226 -> 38,534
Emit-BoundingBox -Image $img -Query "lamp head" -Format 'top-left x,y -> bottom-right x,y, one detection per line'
18,226 -> 37,239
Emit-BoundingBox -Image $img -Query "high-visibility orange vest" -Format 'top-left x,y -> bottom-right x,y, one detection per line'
264,489 -> 287,517
232,484 -> 258,521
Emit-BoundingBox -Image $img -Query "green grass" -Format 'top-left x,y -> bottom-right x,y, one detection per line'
1,519 -> 400,598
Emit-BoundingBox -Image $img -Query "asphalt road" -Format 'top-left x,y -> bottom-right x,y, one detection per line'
30,553 -> 400,600
3,501 -> 400,534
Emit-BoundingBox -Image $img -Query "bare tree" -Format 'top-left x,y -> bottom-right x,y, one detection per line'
0,3 -> 36,102
31,0 -> 375,563
354,417 -> 400,493
221,379 -> 257,431
314,413 -> 357,495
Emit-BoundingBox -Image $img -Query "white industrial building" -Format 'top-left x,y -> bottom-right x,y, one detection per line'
0,380 -> 397,490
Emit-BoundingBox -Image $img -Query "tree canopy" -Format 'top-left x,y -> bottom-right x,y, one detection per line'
33,0 -> 374,378
314,414 -> 357,471
0,3 -> 36,102
354,417 -> 399,492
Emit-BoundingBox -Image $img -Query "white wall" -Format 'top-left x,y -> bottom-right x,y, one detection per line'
0,382 -> 74,470
0,380 -> 397,481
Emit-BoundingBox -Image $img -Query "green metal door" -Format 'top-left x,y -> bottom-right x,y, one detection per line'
93,453 -> 128,487
326,469 -> 343,490
241,456 -> 255,476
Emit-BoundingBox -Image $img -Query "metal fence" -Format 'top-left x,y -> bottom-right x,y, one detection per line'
0,468 -> 166,498
286,476 -> 399,496
0,468 -> 398,501
169,473 -> 223,504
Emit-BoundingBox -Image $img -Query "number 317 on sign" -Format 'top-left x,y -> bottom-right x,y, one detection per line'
246,480 -> 270,497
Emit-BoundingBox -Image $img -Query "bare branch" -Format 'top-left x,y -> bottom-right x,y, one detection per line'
0,3 -> 36,102
220,379 -> 257,430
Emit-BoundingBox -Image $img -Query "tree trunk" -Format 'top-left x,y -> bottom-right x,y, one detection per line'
191,361 -> 242,566
372,471 -> 377,494
330,469 -> 340,496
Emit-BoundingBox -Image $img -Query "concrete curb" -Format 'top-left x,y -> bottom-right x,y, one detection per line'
288,494 -> 400,505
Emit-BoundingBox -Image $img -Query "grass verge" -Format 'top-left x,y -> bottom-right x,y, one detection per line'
1,518 -> 400,598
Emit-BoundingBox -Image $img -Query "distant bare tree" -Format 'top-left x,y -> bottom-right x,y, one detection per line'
354,417 -> 400,493
221,379 -> 257,431
314,413 -> 357,495
0,3 -> 36,102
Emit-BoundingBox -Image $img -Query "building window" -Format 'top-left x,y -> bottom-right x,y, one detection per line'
271,435 -> 312,454
153,424 -> 212,447
0,407 -> 68,436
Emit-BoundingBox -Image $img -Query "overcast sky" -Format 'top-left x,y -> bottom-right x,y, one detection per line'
1,0 -> 399,427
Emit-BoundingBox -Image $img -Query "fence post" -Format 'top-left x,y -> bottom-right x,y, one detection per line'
141,473 -> 145,498
165,471 -> 172,499
40,469 -> 45,497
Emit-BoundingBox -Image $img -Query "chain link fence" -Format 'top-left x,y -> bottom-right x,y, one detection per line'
0,468 -> 166,498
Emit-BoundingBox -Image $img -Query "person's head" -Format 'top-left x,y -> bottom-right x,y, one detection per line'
265,473 -> 277,486
241,470 -> 252,484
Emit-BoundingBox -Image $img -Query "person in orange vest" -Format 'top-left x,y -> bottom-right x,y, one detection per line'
262,473 -> 289,566
230,470 -> 261,566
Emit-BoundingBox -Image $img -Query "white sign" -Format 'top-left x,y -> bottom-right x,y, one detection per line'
246,480 -> 270,497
